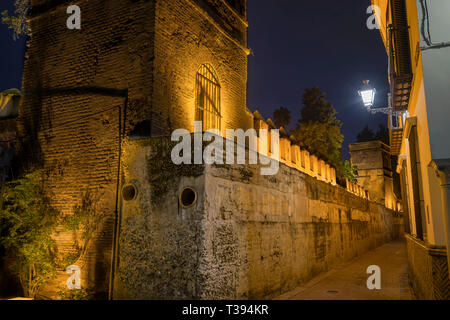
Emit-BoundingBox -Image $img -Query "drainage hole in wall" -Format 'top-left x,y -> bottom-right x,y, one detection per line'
179,187 -> 197,208
122,184 -> 138,201
327,290 -> 339,295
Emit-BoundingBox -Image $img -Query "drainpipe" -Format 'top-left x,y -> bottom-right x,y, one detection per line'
108,92 -> 128,300
431,160 -> 450,278
108,89 -> 128,300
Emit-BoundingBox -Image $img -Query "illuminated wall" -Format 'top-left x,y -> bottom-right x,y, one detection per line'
371,0 -> 447,245
19,0 -> 252,298
114,137 -> 402,299
372,0 -> 450,299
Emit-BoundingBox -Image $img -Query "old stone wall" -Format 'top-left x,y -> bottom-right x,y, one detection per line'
405,234 -> 450,299
19,0 -> 250,298
115,137 -> 403,299
21,0 -> 159,298
350,141 -> 400,211
18,0 -> 401,299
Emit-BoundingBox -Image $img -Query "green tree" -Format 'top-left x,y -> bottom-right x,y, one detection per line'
374,124 -> 389,145
1,0 -> 30,40
0,170 -> 59,298
295,87 -> 344,176
356,125 -> 375,143
343,160 -> 358,183
273,107 -> 291,129
356,124 -> 389,145
299,86 -> 341,126
0,171 -> 103,298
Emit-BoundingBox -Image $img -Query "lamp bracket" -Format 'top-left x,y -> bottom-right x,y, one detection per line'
366,106 -> 403,116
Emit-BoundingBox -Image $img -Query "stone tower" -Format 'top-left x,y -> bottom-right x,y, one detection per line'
18,0 -> 250,298
349,141 -> 397,210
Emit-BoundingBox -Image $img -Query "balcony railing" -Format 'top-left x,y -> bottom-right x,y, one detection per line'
388,0 -> 413,113
389,113 -> 404,156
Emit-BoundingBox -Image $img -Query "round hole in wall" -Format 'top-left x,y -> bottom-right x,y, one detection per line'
179,187 -> 197,209
122,184 -> 138,201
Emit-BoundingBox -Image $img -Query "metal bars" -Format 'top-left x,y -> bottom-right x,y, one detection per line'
195,64 -> 222,131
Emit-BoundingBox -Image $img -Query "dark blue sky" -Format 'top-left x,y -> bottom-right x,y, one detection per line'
0,0 -> 26,92
247,0 -> 389,159
0,0 -> 388,159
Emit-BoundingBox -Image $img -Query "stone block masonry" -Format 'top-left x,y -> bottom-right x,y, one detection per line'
17,0 -> 400,299
349,141 -> 397,209
114,137 -> 403,299
20,0 -> 158,297
18,0 -> 251,298
405,234 -> 450,299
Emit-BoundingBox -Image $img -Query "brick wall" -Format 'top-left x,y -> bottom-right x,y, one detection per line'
21,0 -> 157,297
152,0 -> 251,135
18,0 -> 395,299
19,0 -> 251,297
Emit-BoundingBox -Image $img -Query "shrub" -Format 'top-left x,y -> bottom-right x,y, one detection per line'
0,170 -> 59,298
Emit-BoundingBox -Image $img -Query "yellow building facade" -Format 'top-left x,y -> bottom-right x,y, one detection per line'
372,0 -> 450,298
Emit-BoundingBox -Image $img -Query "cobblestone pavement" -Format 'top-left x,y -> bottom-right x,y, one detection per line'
277,240 -> 414,300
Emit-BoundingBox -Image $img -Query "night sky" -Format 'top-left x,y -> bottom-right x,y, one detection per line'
0,1 -> 26,92
247,0 -> 389,159
0,0 -> 389,159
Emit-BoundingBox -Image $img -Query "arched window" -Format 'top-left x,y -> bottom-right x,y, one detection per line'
195,64 -> 221,131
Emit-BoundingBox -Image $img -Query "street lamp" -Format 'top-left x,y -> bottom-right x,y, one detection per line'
358,80 -> 376,108
358,80 -> 400,116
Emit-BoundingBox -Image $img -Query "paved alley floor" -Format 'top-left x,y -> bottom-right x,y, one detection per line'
277,240 -> 414,300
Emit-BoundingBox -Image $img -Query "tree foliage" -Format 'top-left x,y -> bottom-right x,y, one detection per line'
343,160 -> 358,183
295,121 -> 344,173
356,125 -> 375,143
356,124 -> 389,145
61,192 -> 103,268
0,171 -> 102,298
374,124 -> 389,145
0,170 -> 59,298
56,287 -> 92,300
299,86 -> 341,126
1,0 -> 30,40
294,86 -> 344,177
273,106 -> 291,129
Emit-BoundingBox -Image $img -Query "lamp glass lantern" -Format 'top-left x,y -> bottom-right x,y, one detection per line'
358,80 -> 376,108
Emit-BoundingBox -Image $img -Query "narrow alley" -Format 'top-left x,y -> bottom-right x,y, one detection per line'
278,240 -> 413,300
